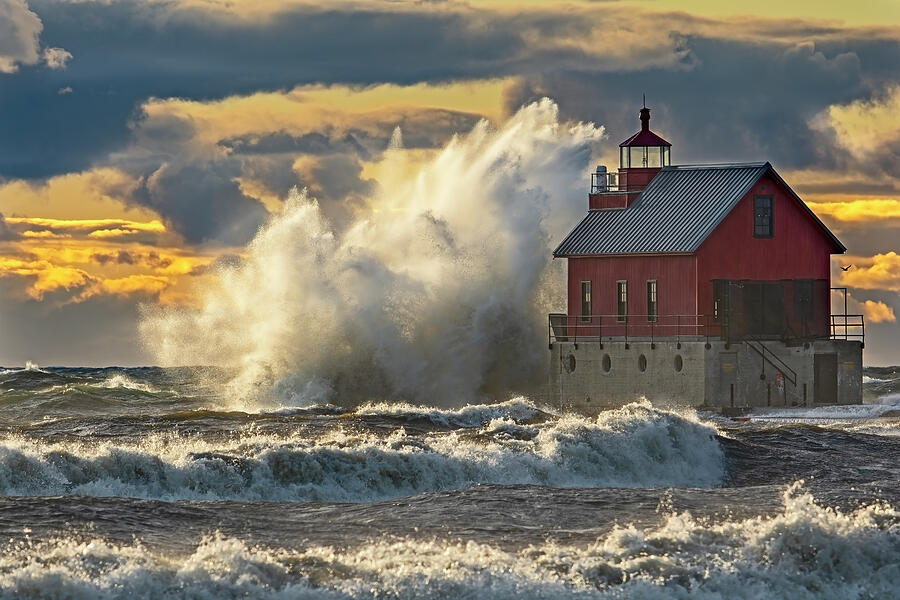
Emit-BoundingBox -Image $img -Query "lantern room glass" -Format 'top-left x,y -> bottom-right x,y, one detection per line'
620,146 -> 670,169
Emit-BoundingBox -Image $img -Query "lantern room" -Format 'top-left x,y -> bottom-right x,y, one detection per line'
619,106 -> 671,169
616,105 -> 672,193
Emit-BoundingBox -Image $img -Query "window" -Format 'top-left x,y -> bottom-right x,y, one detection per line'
646,280 -> 658,322
630,146 -> 646,168
617,280 -> 627,322
754,195 -> 773,238
580,281 -> 591,322
713,279 -> 731,322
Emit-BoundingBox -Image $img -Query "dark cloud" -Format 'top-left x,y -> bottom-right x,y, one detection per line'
504,36 -> 873,171
0,280 -> 152,366
0,212 -> 17,240
1,2 -> 894,187
2,1 -> 674,178
90,250 -> 173,269
296,154 -> 375,226
135,161 -> 269,245
222,131 -> 370,158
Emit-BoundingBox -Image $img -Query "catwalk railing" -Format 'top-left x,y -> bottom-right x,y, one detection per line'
548,313 -> 720,348
830,314 -> 865,345
548,313 -> 866,347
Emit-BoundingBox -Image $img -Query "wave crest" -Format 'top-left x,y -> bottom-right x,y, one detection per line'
0,402 -> 723,501
0,483 -> 896,599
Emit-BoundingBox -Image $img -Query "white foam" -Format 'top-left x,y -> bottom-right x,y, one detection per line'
97,374 -> 158,393
751,403 -> 900,420
0,483 -> 895,599
354,397 -> 547,427
0,401 -> 724,501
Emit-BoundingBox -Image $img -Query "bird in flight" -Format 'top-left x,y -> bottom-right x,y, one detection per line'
840,265 -> 853,271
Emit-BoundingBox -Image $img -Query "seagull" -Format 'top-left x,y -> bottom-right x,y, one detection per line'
840,265 -> 853,271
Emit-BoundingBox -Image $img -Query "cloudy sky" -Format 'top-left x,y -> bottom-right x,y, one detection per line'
0,0 -> 899,366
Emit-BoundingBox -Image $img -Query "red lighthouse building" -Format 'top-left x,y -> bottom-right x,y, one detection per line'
548,107 -> 863,412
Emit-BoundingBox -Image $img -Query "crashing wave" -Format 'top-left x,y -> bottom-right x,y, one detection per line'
353,397 -> 549,428
0,483 -> 895,599
0,401 -> 723,501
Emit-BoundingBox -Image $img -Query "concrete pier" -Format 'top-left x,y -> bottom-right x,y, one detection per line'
548,338 -> 862,414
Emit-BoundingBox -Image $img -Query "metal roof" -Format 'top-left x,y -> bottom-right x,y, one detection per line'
619,129 -> 671,147
553,162 -> 845,257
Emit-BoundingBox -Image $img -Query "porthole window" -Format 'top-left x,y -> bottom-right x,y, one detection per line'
674,354 -> 683,372
602,354 -> 611,373
565,354 -> 576,373
638,354 -> 647,372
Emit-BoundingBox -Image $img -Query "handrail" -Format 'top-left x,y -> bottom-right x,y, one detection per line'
548,313 -> 720,344
830,314 -> 865,345
744,337 -> 797,386
549,312 -> 865,347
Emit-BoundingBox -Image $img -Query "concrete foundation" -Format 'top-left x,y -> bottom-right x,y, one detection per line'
548,338 -> 862,414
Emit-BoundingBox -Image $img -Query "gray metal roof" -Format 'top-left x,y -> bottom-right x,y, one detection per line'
553,162 -> 845,256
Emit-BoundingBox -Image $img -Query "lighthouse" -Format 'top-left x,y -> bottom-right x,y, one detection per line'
548,106 -> 864,413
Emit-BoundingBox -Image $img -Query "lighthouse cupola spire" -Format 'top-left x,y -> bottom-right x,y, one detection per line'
617,101 -> 672,191
639,94 -> 651,132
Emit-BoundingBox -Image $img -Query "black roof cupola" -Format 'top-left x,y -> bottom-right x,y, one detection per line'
619,103 -> 671,169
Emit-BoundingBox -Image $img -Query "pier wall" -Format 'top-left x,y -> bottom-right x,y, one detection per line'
548,339 -> 862,413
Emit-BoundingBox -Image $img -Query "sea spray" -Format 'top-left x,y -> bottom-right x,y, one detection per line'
140,99 -> 604,408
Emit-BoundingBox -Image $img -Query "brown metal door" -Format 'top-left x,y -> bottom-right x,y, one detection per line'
814,353 -> 837,404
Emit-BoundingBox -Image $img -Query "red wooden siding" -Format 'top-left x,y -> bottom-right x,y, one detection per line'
567,254 -> 697,336
695,174 -> 834,334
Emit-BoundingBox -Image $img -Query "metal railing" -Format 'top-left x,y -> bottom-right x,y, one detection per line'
590,171 -> 620,193
830,287 -> 865,346
830,314 -> 865,345
549,311 -> 865,347
745,337 -> 797,386
548,313 -> 722,347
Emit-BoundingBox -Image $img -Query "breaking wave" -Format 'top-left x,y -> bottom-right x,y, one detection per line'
1,483 -> 895,599
0,402 -> 723,501
353,397 -> 549,428
140,99 -> 603,409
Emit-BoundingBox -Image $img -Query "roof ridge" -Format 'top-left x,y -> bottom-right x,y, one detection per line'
664,162 -> 768,170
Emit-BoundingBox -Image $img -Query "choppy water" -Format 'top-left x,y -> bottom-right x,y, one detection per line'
0,365 -> 898,598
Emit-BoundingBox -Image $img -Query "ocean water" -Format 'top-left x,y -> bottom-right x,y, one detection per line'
0,365 -> 898,598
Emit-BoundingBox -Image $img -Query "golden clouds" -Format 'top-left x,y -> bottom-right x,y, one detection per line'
0,215 -> 215,305
859,300 -> 896,323
839,252 -> 900,292
138,80 -> 511,151
807,199 -> 900,223
5,217 -> 166,234
78,275 -> 172,302
0,168 -> 150,221
88,229 -> 142,239
837,289 -> 897,323
0,243 -> 215,304
0,256 -> 92,300
21,230 -> 71,239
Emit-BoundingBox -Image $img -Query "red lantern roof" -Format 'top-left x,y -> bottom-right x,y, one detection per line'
619,107 -> 671,148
